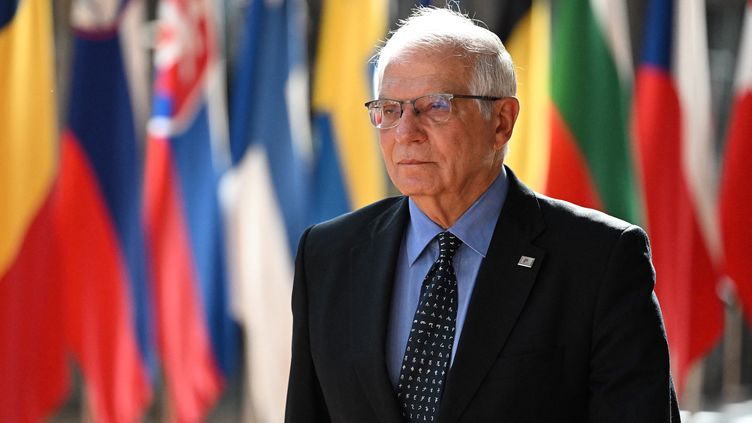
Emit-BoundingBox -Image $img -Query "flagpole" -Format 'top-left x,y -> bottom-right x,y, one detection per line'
81,384 -> 92,423
682,360 -> 704,412
722,278 -> 742,402
162,384 -> 173,423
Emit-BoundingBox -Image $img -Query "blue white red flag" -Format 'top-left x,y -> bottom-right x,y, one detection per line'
53,1 -> 155,421
719,0 -> 752,326
633,0 -> 722,394
144,0 -> 237,420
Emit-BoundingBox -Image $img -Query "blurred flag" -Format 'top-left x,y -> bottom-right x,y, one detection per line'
497,0 -> 551,192
144,0 -> 237,420
720,0 -> 752,325
224,0 -> 311,420
0,0 -> 68,420
548,0 -> 640,223
633,0 -> 722,393
53,1 -> 155,421
311,0 -> 388,219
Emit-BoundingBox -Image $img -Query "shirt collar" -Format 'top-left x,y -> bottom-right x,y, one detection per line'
406,167 -> 509,265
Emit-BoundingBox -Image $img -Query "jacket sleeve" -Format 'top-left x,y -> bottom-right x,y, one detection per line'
588,225 -> 681,422
285,226 -> 331,422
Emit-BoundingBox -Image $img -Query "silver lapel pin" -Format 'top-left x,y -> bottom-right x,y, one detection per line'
517,256 -> 535,268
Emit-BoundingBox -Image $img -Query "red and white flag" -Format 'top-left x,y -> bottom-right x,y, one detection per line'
719,0 -> 752,326
633,0 -> 723,393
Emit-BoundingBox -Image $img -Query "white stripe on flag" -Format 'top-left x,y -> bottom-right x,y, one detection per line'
590,0 -> 633,84
222,144 -> 292,423
675,0 -> 721,262
735,4 -> 752,92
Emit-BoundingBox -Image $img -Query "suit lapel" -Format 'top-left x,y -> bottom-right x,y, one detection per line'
350,198 -> 408,422
439,170 -> 547,422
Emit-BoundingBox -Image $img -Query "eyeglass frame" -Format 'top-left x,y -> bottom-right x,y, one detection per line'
363,93 -> 503,129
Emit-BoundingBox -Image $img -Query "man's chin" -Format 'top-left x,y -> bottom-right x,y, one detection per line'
393,184 -> 437,199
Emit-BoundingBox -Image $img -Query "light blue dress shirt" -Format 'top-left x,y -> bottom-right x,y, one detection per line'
385,168 -> 509,388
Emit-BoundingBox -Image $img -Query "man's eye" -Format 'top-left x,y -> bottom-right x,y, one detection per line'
382,105 -> 400,115
429,100 -> 450,110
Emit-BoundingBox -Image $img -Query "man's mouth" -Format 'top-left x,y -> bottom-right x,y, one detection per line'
398,159 -> 430,165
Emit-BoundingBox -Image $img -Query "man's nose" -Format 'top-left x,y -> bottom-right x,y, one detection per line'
394,104 -> 425,143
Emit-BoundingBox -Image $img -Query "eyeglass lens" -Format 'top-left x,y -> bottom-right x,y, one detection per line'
369,94 -> 453,129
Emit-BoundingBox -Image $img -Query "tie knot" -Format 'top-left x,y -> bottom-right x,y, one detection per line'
437,231 -> 461,260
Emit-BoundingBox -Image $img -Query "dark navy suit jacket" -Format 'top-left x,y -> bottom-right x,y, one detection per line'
285,167 -> 680,422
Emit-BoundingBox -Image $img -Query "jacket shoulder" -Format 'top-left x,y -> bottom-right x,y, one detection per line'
301,196 -> 406,250
534,193 -> 645,243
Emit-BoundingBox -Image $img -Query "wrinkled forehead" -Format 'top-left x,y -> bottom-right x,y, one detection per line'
378,48 -> 473,98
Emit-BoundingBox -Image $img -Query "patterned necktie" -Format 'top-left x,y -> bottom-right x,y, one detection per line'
397,231 -> 462,422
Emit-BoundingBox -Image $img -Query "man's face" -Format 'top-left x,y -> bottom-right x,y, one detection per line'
377,49 -> 509,204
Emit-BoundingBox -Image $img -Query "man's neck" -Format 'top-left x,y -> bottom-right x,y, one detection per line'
410,171 -> 501,229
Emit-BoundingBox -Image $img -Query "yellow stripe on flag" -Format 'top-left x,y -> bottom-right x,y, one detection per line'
313,0 -> 387,208
0,0 -> 58,276
504,0 -> 550,192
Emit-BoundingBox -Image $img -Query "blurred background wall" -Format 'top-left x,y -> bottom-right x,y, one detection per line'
1,0 -> 750,421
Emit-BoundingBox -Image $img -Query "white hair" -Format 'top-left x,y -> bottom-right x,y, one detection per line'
373,7 -> 516,118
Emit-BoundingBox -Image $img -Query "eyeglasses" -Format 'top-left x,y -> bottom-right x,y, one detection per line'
364,93 -> 502,129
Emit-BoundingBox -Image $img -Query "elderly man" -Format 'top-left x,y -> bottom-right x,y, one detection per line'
285,7 -> 679,423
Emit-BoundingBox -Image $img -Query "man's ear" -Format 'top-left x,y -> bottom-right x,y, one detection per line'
494,97 -> 520,149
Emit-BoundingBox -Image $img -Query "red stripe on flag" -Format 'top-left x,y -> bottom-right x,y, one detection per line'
720,92 -> 752,325
545,105 -> 604,210
633,68 -> 723,393
0,194 -> 68,423
54,131 -> 151,423
144,137 -> 223,422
